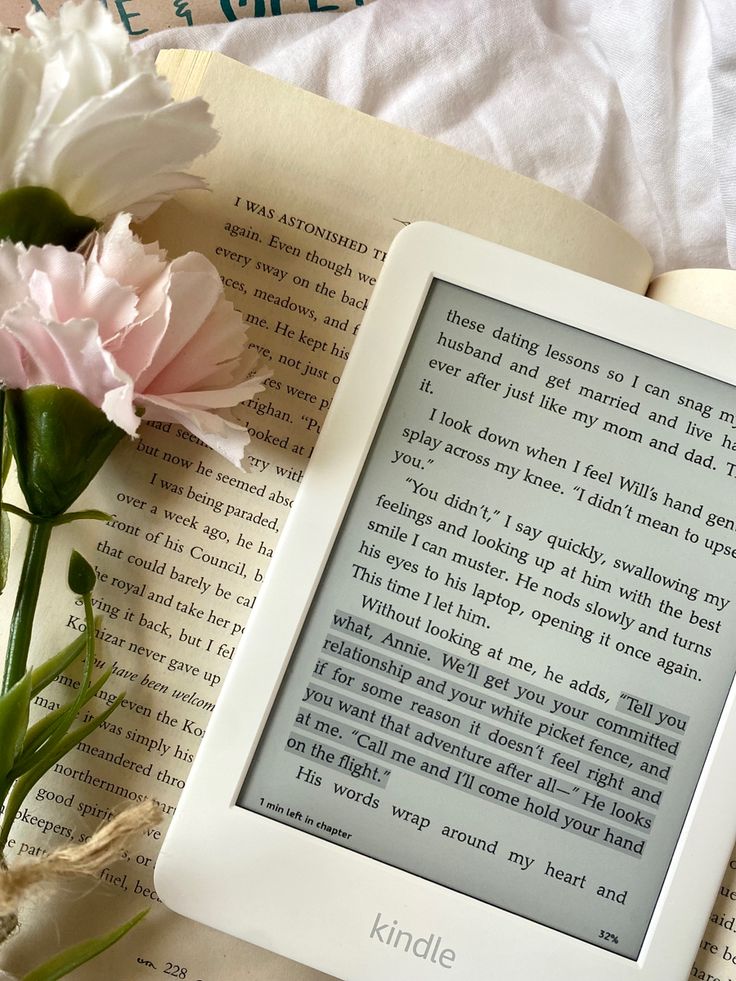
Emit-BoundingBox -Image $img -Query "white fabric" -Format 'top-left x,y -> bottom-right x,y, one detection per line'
135,0 -> 735,277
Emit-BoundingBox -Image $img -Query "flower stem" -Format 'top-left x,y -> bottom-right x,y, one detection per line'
2,520 -> 53,695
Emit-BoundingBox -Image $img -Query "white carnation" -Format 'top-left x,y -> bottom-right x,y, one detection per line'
0,0 -> 218,222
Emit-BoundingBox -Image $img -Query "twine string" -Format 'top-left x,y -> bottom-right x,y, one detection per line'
0,800 -> 161,926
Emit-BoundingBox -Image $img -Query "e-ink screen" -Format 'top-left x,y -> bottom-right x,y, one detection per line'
238,279 -> 736,958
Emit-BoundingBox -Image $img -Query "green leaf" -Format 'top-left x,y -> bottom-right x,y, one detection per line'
0,508 -> 9,594
54,508 -> 111,526
21,909 -> 149,981
68,550 -> 96,596
0,691 -> 124,848
15,592 -> 97,780
0,187 -> 98,249
0,671 -> 32,786
13,668 -> 112,779
5,387 -> 125,517
30,626 -> 98,697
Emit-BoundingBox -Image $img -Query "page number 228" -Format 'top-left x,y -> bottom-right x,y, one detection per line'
164,965 -> 192,979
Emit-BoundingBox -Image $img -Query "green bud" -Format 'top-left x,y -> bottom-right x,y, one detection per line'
0,186 -> 98,249
5,387 -> 125,517
68,550 -> 96,595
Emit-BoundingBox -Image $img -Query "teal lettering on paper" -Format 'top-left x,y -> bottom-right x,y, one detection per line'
174,0 -> 194,24
114,0 -> 148,34
220,0 -> 283,19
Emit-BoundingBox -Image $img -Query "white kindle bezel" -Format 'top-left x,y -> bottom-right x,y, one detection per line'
155,223 -> 736,981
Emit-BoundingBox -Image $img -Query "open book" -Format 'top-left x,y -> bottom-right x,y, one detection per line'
2,49 -> 735,981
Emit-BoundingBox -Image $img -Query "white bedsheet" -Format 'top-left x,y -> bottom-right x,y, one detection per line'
136,0 -> 735,278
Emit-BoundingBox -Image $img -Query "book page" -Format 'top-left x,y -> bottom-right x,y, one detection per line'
147,51 -> 652,295
1,50 -> 651,981
647,269 -> 736,330
694,862 -> 736,981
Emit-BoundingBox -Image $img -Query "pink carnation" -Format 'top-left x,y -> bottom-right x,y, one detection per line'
0,215 -> 266,468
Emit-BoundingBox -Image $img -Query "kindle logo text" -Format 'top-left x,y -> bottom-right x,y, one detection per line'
369,913 -> 456,968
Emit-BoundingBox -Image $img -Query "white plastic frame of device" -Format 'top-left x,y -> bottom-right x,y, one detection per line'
156,222 -> 736,981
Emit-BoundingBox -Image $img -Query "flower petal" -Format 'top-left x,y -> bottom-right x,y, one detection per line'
19,246 -> 85,321
0,327 -> 27,388
142,296 -> 261,397
0,239 -> 29,313
135,255 -> 225,391
100,375 -> 140,437
4,0 -> 218,222
0,55 -> 42,187
139,395 -> 254,469
2,305 -> 119,408
18,243 -> 137,339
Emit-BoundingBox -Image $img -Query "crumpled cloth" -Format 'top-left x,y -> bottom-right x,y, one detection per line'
136,0 -> 736,278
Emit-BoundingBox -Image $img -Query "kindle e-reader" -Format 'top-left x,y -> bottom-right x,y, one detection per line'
155,223 -> 736,981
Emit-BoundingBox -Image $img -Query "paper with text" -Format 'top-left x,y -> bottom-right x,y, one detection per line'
0,47 -> 730,981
